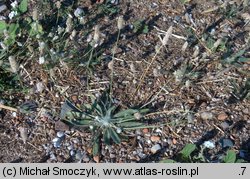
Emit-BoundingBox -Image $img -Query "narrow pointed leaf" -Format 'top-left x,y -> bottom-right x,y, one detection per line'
105,105 -> 117,118
60,100 -> 81,119
160,159 -> 176,163
118,121 -> 144,128
103,128 -> 111,145
67,119 -> 93,126
113,109 -> 138,118
92,139 -> 100,156
109,128 -> 121,144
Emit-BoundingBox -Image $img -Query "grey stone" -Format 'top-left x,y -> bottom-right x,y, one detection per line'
151,144 -> 161,154
0,5 -> 7,13
220,121 -> 230,130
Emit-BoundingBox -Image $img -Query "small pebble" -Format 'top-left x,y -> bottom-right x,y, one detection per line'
150,136 -> 160,142
203,141 -> 215,149
172,138 -> 177,145
155,128 -> 162,133
111,0 -> 119,5
217,112 -> 228,121
220,121 -> 230,130
57,131 -> 65,138
110,154 -> 116,159
93,155 -> 100,163
12,112 -> 17,117
82,155 -> 90,162
53,141 -> 62,148
36,82 -> 44,93
147,139 -> 152,144
70,150 -> 76,156
153,68 -> 161,77
87,148 -> 92,154
67,145 -> 74,151
75,151 -> 83,161
57,156 -> 64,162
151,144 -> 161,154
48,129 -> 56,136
0,5 -> 7,13
187,113 -> 194,123
74,7 -> 84,18
138,152 -> 147,159
142,128 -> 149,134
200,111 -> 213,120
220,138 -> 234,148
242,108 -> 249,114
50,153 -> 56,160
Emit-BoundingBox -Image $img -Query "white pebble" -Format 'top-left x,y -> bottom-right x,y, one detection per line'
57,131 -> 65,138
203,141 -> 215,149
151,144 -> 161,154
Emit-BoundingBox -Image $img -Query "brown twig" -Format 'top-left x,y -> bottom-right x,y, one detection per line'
0,104 -> 18,112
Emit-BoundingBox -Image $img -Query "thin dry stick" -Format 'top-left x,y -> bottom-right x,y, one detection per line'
212,124 -> 225,134
166,124 -> 181,138
191,27 -> 212,54
0,104 -> 18,112
133,26 -> 172,97
132,46 -> 163,97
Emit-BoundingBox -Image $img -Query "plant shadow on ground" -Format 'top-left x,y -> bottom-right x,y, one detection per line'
241,138 -> 250,162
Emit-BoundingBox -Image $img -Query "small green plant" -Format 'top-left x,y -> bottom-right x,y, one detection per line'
132,20 -> 149,34
60,90 -> 150,156
98,1 -> 119,16
228,78 -> 250,104
0,70 -> 21,93
222,150 -> 236,163
179,143 -> 197,162
160,143 -> 247,163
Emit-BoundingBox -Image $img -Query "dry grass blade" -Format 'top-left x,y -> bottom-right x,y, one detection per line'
0,104 -> 18,112
133,26 -> 173,96
162,26 -> 173,46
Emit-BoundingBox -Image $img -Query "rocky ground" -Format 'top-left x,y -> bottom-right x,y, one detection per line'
0,0 -> 249,163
